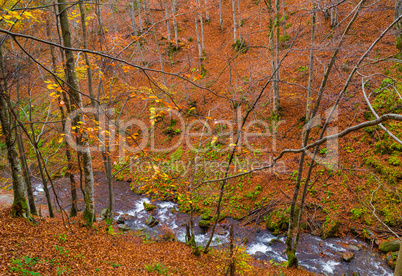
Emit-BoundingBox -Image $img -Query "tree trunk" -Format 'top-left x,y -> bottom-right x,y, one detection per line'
274,0 -> 280,115
15,83 -> 36,215
57,0 -> 95,226
205,0 -> 210,22
232,0 -> 237,42
172,0 -> 179,48
46,18 -> 78,217
306,1 -> 316,121
0,48 -> 29,218
395,0 -> 402,51
395,242 -> 402,275
164,0 -> 171,40
129,0 -> 138,36
137,0 -> 143,32
330,0 -> 338,28
237,0 -> 241,40
219,0 -> 223,31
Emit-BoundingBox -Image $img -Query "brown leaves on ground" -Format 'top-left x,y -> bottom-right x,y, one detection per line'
0,208 -> 314,276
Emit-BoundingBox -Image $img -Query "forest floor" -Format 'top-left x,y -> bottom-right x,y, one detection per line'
0,206 -> 314,276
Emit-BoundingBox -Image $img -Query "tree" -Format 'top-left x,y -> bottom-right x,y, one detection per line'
396,0 -> 402,51
57,0 -> 95,225
0,47 -> 29,218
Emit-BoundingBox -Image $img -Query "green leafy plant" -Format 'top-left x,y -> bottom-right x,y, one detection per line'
145,262 -> 170,275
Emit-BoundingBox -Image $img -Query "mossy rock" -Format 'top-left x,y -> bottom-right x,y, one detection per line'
379,240 -> 400,252
265,206 -> 300,235
201,213 -> 213,220
212,213 -> 227,223
198,220 -> 211,233
143,202 -> 157,212
269,239 -> 284,246
198,219 -> 211,228
145,216 -> 159,227
100,208 -> 109,220
321,217 -> 340,239
386,251 -> 398,270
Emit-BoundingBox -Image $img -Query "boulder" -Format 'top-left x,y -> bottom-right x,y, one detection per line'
253,251 -> 266,260
379,240 -> 400,253
269,239 -> 284,246
143,202 -> 157,212
100,208 -> 109,220
342,252 -> 355,262
215,228 -> 227,236
363,229 -> 375,241
265,206 -> 300,235
145,216 -> 159,227
321,217 -> 340,239
116,216 -> 126,224
198,220 -> 211,233
117,224 -> 130,231
347,245 -> 360,251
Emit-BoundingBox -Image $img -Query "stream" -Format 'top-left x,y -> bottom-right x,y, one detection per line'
32,172 -> 393,276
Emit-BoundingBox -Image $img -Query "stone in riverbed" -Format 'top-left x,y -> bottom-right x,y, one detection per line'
117,224 -> 130,231
145,216 -> 159,227
116,216 -> 127,224
269,239 -> 284,246
143,202 -> 157,212
100,208 -> 109,220
379,240 -> 400,252
253,251 -> 266,260
347,245 -> 360,251
342,252 -> 355,262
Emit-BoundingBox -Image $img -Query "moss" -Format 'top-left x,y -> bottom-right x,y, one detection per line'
143,202 -> 157,212
321,216 -> 340,239
11,198 -> 29,219
265,206 -> 300,235
286,250 -> 298,268
83,209 -> 95,227
198,220 -> 211,229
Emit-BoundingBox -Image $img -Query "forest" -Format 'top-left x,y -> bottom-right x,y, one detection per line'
1,0 -> 402,275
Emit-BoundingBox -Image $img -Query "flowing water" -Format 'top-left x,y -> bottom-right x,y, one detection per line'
32,172 -> 393,276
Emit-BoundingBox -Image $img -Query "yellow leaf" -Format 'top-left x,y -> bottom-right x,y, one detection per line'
58,138 -> 64,143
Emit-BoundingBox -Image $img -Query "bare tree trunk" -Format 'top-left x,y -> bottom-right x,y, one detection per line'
129,0 -> 139,36
0,48 -> 29,218
274,0 -> 280,114
219,0 -> 223,31
237,0 -> 241,40
196,0 -> 205,52
58,0 -> 95,226
15,83 -> 36,215
164,0 -> 171,40
205,0 -> 210,22
282,0 -> 287,35
195,13 -> 202,62
137,0 -> 143,32
79,1 -> 114,222
46,18 -> 78,217
232,0 -> 237,42
172,0 -> 179,47
395,0 -> 402,51
286,1 -> 365,267
330,0 -> 338,28
267,0 -> 280,116
306,1 -> 316,121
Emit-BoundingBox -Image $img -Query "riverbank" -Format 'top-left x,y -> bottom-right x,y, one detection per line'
0,206 -> 313,276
